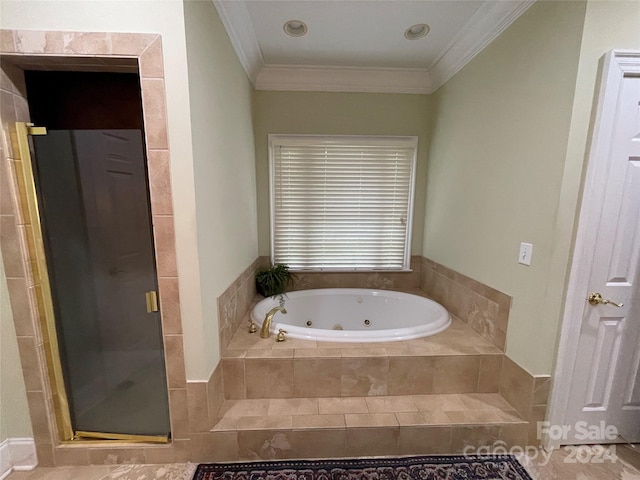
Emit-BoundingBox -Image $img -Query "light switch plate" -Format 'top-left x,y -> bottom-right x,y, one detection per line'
519,242 -> 533,266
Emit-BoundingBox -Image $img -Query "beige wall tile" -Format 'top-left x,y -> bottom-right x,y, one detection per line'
218,399 -> 270,417
35,442 -> 55,467
191,432 -> 238,462
6,277 -> 34,336
168,388 -> 190,440
237,430 -> 293,460
244,358 -> 294,398
0,157 -> 17,216
153,216 -> 177,277
147,149 -> 173,216
433,356 -> 481,394
208,363 -> 225,424
293,358 -> 341,397
186,382 -> 209,434
292,414 -> 344,429
499,356 -> 534,418
143,441 -> 191,464
1,30 -> 16,53
318,397 -> 368,415
1,214 -> 25,278
87,448 -> 146,465
528,404 -> 548,446
26,391 -> 52,444
140,38 -> 164,79
345,427 -> 399,457
533,376 -> 551,405
291,429 -> 346,458
140,78 -> 169,149
477,355 -> 503,393
413,394 -> 466,412
158,277 -> 181,334
222,358 -> 246,400
420,257 -> 511,352
341,357 -> 389,396
365,396 -> 418,413
399,426 -> 452,455
388,356 -> 435,395
450,425 -> 501,453
110,32 -> 157,56
54,447 -> 90,466
16,336 -> 43,392
345,413 -> 398,427
63,32 -> 110,55
163,334 -> 186,388
268,398 -> 319,416
236,415 -> 292,430
500,423 -> 529,448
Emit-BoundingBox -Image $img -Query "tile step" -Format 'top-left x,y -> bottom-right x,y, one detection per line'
195,394 -> 529,462
212,393 -> 526,432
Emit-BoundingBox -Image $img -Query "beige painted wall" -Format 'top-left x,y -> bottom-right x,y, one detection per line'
546,0 -> 640,371
0,255 -> 32,441
253,91 -> 433,257
422,0 -> 587,375
184,0 -> 258,376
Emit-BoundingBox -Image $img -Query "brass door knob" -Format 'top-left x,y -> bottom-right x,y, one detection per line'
588,293 -> 623,307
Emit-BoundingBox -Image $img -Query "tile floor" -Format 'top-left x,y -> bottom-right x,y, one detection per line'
5,445 -> 640,479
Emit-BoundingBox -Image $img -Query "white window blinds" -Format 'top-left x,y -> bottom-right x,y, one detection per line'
270,135 -> 417,271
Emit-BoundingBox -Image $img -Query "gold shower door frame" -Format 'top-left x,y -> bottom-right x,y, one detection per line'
12,122 -> 168,444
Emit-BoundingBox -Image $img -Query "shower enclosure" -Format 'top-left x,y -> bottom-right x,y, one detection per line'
16,123 -> 170,441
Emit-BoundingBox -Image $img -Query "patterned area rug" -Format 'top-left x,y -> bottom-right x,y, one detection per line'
192,455 -> 533,480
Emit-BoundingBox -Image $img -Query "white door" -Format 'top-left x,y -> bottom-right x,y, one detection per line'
561,51 -> 640,445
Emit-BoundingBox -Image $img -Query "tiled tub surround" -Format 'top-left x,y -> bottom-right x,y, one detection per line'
217,257 -> 269,354
420,257 -> 510,351
221,316 -> 503,400
204,258 -> 551,462
207,319 -> 525,461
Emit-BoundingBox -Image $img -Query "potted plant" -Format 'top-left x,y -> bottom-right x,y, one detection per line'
255,263 -> 294,298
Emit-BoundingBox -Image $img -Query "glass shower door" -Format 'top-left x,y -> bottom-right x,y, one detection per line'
30,129 -> 170,439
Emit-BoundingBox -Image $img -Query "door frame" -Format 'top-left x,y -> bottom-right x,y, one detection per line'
546,50 -> 640,449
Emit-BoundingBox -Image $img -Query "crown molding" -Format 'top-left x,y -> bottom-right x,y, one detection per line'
215,0 -> 536,94
212,0 -> 264,84
256,65 -> 431,94
428,0 -> 536,92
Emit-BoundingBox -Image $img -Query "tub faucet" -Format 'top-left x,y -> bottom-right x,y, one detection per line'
260,306 -> 287,338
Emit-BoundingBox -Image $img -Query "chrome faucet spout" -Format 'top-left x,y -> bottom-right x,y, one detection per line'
260,306 -> 287,338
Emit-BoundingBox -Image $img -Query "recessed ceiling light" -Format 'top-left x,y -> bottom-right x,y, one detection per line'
283,20 -> 308,37
404,23 -> 430,40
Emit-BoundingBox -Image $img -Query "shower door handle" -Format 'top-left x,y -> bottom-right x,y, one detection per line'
146,291 -> 159,313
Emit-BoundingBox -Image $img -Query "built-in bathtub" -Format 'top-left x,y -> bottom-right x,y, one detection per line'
251,288 -> 451,342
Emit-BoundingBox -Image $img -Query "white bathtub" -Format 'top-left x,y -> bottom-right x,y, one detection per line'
251,288 -> 451,342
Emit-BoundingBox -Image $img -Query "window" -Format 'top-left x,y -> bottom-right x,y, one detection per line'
269,135 -> 417,271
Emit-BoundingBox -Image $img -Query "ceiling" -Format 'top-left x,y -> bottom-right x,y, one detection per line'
213,0 -> 535,94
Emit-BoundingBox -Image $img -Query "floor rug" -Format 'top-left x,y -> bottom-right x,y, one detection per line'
192,455 -> 533,480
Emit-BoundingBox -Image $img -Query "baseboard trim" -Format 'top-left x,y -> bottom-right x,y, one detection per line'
0,438 -> 37,479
